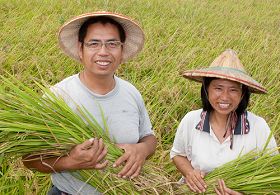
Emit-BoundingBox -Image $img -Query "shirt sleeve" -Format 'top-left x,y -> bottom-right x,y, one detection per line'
255,116 -> 278,153
49,85 -> 78,110
170,115 -> 189,159
138,94 -> 154,140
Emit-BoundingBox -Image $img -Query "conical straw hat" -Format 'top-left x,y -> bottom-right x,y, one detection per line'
182,49 -> 267,93
58,11 -> 145,63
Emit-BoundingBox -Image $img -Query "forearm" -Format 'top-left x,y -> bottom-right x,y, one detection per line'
172,155 -> 194,177
138,134 -> 157,159
22,155 -> 70,173
22,138 -> 108,173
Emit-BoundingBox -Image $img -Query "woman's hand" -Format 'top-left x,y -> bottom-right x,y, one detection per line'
184,169 -> 207,193
214,179 -> 242,195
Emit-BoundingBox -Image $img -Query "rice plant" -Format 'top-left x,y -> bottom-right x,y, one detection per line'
0,0 -> 279,194
174,149 -> 280,194
0,76 -> 174,194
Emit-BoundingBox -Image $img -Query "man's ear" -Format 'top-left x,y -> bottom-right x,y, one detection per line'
78,42 -> 83,60
119,46 -> 124,63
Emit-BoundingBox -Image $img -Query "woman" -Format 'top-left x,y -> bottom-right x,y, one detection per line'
170,49 -> 277,194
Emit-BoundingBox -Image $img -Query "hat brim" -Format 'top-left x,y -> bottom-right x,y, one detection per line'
183,66 -> 267,94
58,12 -> 145,63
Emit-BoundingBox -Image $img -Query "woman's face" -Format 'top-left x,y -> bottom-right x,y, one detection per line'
207,79 -> 243,116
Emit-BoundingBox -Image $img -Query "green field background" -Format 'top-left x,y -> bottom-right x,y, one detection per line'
0,0 -> 279,194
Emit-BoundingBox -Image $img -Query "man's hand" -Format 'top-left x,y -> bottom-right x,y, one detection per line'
66,138 -> 108,170
184,169 -> 207,193
113,143 -> 148,179
214,179 -> 242,195
22,138 -> 108,173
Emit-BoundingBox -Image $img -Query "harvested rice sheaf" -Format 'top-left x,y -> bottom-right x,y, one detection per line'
0,77 -> 174,194
1,77 -> 279,194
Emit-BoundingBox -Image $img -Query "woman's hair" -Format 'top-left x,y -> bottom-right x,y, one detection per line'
201,77 -> 251,115
78,16 -> 126,43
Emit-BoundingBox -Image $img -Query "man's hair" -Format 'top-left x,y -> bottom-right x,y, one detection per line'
201,77 -> 250,115
78,16 -> 126,43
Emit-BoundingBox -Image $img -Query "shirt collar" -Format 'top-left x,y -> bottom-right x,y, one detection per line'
195,110 -> 250,135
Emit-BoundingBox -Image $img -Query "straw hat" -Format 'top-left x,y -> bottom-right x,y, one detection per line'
182,49 -> 267,94
58,11 -> 145,63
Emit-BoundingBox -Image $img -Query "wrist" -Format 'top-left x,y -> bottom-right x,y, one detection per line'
54,155 -> 72,171
137,143 -> 150,159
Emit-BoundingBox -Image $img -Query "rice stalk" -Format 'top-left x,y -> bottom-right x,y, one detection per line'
174,148 -> 280,194
0,76 -> 174,194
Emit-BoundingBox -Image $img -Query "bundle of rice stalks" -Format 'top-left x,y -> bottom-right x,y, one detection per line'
174,148 -> 280,194
0,157 -> 51,195
0,76 -> 174,194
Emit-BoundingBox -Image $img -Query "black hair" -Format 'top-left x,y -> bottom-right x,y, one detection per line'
201,77 -> 251,115
78,16 -> 126,43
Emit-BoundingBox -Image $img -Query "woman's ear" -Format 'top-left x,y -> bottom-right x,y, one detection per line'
203,84 -> 209,100
239,87 -> 245,105
240,85 -> 245,100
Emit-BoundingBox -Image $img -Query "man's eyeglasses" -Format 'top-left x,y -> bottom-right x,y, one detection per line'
83,40 -> 123,50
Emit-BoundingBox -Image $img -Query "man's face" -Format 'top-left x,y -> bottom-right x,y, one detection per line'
79,22 -> 123,78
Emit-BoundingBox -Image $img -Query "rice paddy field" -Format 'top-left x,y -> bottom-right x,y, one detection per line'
0,0 -> 280,194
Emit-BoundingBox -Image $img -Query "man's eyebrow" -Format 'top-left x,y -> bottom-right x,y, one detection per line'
86,39 -> 101,42
87,38 -> 119,42
106,39 -> 119,41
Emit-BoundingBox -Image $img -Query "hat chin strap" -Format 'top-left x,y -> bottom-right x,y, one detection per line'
224,111 -> 237,149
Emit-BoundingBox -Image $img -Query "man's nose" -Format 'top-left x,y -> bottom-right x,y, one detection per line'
97,44 -> 109,55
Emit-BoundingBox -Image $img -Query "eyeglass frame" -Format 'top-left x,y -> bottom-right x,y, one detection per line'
82,39 -> 124,50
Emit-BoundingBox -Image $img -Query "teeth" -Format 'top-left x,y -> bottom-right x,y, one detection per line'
219,103 -> 230,109
96,61 -> 110,66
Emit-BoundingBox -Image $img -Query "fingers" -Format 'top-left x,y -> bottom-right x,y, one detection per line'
185,170 -> 207,193
220,179 -> 227,194
196,171 -> 207,188
78,138 -> 95,150
88,138 -> 105,157
68,138 -> 108,170
113,158 -> 125,168
118,160 -> 139,178
224,185 -> 242,195
113,153 -> 128,168
200,171 -> 206,178
215,179 -> 227,195
130,166 -> 141,179
186,181 -> 198,193
116,158 -> 142,179
94,160 -> 109,169
186,176 -> 205,193
214,186 -> 222,195
215,179 -> 241,195
113,144 -> 145,179
113,153 -> 133,178
96,145 -> 107,162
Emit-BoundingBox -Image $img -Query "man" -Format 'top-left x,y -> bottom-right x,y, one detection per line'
23,12 -> 157,194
